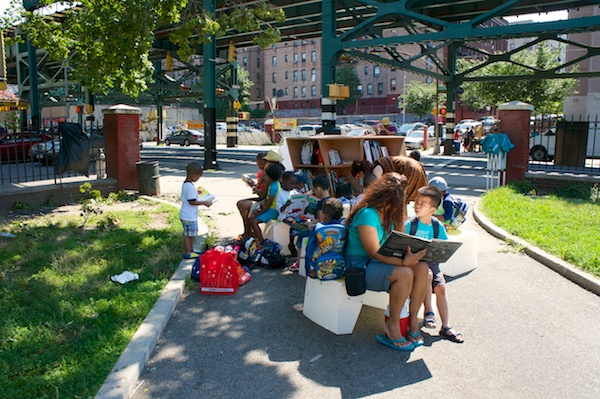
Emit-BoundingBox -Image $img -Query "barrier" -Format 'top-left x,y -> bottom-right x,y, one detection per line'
261,220 -> 291,256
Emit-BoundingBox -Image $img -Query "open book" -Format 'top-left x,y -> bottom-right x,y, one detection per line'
241,174 -> 255,187
378,231 -> 462,263
197,186 -> 217,204
285,193 -> 307,218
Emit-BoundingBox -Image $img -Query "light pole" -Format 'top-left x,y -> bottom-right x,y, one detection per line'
402,72 -> 406,125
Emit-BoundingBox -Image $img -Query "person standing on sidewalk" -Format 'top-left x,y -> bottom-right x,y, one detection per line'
180,162 -> 213,259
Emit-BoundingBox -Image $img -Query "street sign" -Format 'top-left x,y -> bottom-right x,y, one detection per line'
233,100 -> 241,110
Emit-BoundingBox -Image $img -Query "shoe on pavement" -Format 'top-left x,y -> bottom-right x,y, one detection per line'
183,253 -> 199,259
288,261 -> 300,272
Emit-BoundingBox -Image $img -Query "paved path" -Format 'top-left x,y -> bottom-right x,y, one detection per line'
101,145 -> 600,399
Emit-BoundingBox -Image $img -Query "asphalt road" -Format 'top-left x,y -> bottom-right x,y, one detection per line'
127,144 -> 600,399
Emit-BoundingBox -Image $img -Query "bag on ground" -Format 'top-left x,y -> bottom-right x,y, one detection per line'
258,239 -> 287,269
305,223 -> 347,280
199,248 -> 240,295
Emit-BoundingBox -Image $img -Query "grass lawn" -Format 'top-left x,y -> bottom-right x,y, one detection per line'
480,184 -> 600,278
0,197 -> 183,399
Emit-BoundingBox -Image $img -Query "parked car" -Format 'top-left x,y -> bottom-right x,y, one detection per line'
398,122 -> 425,136
455,119 -> 482,134
0,132 -> 53,162
478,116 -> 499,133
404,129 -> 436,150
216,122 -> 227,134
164,129 -> 205,146
30,138 -> 61,165
529,124 -> 600,161
295,124 -> 321,136
344,127 -> 376,136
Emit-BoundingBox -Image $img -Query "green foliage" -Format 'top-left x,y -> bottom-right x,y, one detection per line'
506,181 -> 535,194
78,183 -> 103,227
10,1 -> 285,97
458,43 -> 578,113
250,108 -> 269,119
10,201 -> 34,211
481,185 -> 600,277
0,201 -> 182,398
557,182 -> 597,200
335,64 -> 362,110
405,81 -> 436,118
591,184 -> 600,203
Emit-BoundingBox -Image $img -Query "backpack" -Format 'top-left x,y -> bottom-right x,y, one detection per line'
258,239 -> 287,269
409,216 -> 441,238
191,257 -> 201,280
301,140 -> 313,164
446,195 -> 469,229
305,222 -> 347,280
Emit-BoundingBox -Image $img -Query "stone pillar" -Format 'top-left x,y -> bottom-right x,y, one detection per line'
102,104 -> 142,190
497,101 -> 534,183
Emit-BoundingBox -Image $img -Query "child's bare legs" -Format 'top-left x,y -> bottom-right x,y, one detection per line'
434,284 -> 449,328
183,235 -> 195,255
249,217 -> 264,243
423,269 -> 437,328
237,199 -> 253,236
384,266 -> 413,349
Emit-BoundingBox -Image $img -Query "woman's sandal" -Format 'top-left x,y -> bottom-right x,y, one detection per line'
423,311 -> 437,329
439,326 -> 464,343
407,330 -> 425,347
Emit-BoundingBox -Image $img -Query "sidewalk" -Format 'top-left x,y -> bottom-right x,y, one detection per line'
96,148 -> 600,399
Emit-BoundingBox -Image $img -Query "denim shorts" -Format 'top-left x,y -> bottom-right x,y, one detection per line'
347,255 -> 395,292
181,219 -> 198,237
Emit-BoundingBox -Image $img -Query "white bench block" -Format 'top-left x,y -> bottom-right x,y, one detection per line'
298,237 -> 308,277
302,278 -> 389,335
262,220 -> 291,256
441,228 -> 478,277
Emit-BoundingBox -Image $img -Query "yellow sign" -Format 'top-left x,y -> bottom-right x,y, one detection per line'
233,100 -> 241,110
274,118 -> 297,130
188,120 -> 204,130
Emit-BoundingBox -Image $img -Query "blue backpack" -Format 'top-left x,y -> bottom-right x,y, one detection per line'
447,195 -> 469,229
305,222 -> 347,280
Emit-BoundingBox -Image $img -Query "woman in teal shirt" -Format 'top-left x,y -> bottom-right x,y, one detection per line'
346,173 -> 428,351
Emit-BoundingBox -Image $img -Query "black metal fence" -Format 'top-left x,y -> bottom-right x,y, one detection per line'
0,119 -> 106,186
528,114 -> 600,174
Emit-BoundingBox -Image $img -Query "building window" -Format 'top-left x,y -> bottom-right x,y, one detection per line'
390,78 -> 396,91
310,101 -> 317,108
301,52 -> 306,62
374,66 -> 380,77
294,87 -> 298,98
301,102 -> 306,109
256,88 -> 260,98
293,53 -> 298,63
426,57 -> 433,70
293,70 -> 298,81
367,83 -> 373,95
377,82 -> 383,94
311,85 -> 316,96
242,57 -> 247,66
272,88 -> 276,96
272,56 -> 276,67
256,73 -> 260,82
364,66 -> 369,75
311,51 -> 317,62
285,54 -> 289,62
257,58 -> 260,68
509,43 -> 515,50
272,72 -> 276,83
426,76 -> 433,84
357,84 -> 363,94
285,71 -> 289,80
293,103 -> 298,109
285,87 -> 289,96
311,68 -> 316,82
301,69 -> 306,81
301,86 -> 306,97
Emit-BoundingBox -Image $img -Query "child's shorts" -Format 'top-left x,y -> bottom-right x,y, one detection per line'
256,208 -> 278,223
428,262 -> 446,290
181,219 -> 198,237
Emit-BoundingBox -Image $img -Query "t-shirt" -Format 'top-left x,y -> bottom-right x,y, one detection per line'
267,181 -> 281,210
435,192 -> 454,222
346,207 -> 389,257
404,217 -> 448,241
276,188 -> 292,221
180,181 -> 199,221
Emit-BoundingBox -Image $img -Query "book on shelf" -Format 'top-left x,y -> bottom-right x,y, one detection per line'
197,187 -> 218,204
378,230 -> 462,264
380,145 -> 389,157
364,141 -> 374,162
328,149 -> 342,166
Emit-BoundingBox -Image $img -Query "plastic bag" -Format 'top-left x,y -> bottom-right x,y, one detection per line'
57,122 -> 91,176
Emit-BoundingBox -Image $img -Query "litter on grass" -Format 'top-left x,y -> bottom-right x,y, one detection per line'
111,271 -> 139,284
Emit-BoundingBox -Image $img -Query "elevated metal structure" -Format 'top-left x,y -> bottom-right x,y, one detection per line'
9,0 -> 600,158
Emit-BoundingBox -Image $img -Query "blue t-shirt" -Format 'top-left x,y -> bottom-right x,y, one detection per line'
347,207 -> 389,257
404,218 -> 448,241
267,181 -> 281,210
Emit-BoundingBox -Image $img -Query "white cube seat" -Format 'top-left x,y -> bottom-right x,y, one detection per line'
262,220 -> 291,256
441,228 -> 478,277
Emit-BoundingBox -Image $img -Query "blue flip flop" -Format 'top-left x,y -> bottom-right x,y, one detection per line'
407,330 -> 425,347
376,334 -> 415,352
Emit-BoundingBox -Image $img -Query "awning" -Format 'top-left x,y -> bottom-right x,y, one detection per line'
0,89 -> 29,112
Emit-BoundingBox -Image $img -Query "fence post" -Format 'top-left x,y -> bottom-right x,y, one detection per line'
497,101 -> 534,183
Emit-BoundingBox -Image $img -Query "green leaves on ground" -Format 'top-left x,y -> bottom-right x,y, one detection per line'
481,185 -> 600,277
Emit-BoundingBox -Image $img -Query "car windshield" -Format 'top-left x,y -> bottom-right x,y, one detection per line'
407,131 -> 423,138
399,124 -> 416,133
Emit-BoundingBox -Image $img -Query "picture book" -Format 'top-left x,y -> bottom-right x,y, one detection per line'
378,230 -> 462,263
285,193 -> 308,218
241,174 -> 255,187
197,187 -> 217,204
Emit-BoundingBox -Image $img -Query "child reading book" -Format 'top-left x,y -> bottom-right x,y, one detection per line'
180,162 -> 213,259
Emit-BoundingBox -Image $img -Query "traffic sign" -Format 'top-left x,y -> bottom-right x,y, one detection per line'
233,100 -> 241,110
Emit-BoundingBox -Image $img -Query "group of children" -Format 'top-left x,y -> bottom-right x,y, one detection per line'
178,151 -> 463,345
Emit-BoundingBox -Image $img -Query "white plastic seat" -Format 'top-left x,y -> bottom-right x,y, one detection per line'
262,220 -> 291,256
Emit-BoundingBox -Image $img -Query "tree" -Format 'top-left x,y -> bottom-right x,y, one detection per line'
214,65 -> 253,119
335,64 -> 362,113
405,81 -> 436,119
458,43 -> 578,114
3,1 -> 284,97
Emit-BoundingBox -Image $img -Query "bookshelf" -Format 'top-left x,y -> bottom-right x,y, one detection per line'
286,135 -> 406,192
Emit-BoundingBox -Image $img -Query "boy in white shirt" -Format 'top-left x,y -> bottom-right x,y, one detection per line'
180,162 -> 213,259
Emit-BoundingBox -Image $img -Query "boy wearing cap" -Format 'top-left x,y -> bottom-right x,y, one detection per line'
377,117 -> 398,135
429,176 -> 454,226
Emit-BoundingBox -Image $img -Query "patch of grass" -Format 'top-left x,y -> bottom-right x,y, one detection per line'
0,200 -> 184,399
481,184 -> 600,278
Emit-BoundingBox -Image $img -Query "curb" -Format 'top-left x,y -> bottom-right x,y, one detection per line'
473,200 -> 600,296
94,197 -> 209,399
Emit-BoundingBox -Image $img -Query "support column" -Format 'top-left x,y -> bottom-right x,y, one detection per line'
203,0 -> 218,169
26,38 -> 40,131
226,112 -> 238,147
443,43 -> 458,155
498,101 -> 534,183
102,104 -> 142,190
321,97 -> 340,135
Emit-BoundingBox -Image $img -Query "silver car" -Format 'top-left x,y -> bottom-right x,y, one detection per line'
164,129 -> 205,146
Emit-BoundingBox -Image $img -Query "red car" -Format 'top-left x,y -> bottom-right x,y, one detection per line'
0,132 -> 53,162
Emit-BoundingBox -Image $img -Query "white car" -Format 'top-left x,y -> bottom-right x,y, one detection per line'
398,122 -> 425,136
455,119 -> 482,134
529,125 -> 600,161
295,124 -> 321,136
344,127 -> 376,136
404,129 -> 436,150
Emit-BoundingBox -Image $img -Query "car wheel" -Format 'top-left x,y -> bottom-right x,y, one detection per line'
419,143 -> 424,150
530,145 -> 548,161
165,139 -> 171,146
184,139 -> 190,146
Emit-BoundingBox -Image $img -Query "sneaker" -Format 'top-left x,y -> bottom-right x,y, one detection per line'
288,261 -> 300,272
183,253 -> 199,259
